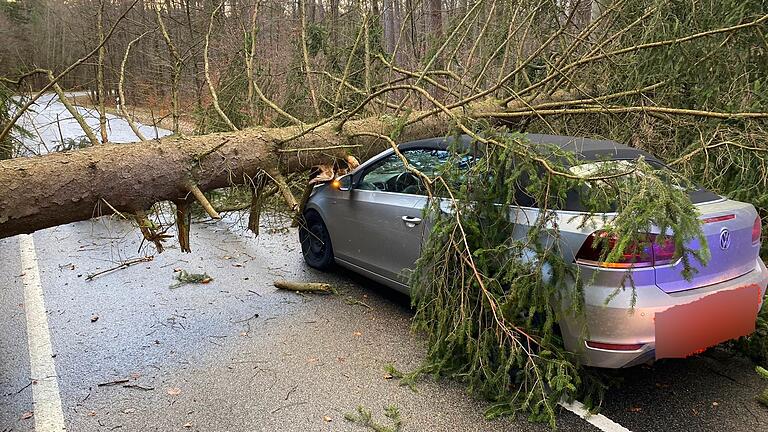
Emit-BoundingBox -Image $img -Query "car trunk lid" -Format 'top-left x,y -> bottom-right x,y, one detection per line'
655,199 -> 759,293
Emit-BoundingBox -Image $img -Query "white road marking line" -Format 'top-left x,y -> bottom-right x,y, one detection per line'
559,399 -> 631,432
19,234 -> 67,431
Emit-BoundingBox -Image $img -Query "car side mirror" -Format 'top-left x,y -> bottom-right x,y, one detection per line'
334,175 -> 353,191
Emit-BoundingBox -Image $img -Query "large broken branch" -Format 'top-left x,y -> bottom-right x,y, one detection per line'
187,184 -> 221,219
46,71 -> 100,147
274,280 -> 336,294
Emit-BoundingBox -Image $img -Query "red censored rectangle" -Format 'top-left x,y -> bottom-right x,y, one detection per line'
654,284 -> 761,359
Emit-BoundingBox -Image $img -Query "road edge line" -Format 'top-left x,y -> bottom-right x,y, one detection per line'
19,234 -> 67,431
558,399 -> 631,432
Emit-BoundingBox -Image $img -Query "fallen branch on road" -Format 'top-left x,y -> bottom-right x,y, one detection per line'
273,280 -> 337,294
97,378 -> 130,387
123,384 -> 154,391
85,256 -> 154,281
344,296 -> 372,310
344,405 -> 403,432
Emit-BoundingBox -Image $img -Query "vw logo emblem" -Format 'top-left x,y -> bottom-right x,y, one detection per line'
719,228 -> 731,250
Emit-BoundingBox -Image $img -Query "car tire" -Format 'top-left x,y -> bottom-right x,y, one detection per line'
299,210 -> 335,271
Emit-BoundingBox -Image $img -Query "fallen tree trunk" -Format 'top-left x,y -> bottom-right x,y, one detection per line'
0,99 -> 499,239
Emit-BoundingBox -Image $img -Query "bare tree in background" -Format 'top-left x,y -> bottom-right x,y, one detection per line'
96,0 -> 108,143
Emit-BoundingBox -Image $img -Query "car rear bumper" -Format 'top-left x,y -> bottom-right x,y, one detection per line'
560,258 -> 768,368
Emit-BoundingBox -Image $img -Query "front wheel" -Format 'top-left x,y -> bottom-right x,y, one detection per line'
299,211 -> 334,270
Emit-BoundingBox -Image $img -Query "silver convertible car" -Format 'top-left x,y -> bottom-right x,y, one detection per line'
299,134 -> 768,368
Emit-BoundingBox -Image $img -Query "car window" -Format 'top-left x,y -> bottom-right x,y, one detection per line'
357,149 -> 451,195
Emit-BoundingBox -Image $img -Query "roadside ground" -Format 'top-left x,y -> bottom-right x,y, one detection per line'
1,214 -> 767,432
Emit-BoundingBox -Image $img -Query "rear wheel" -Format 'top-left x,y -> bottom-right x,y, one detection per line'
299,211 -> 334,270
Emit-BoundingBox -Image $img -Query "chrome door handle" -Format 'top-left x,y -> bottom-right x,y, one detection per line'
401,215 -> 422,225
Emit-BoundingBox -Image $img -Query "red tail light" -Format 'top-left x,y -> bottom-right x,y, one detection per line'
753,216 -> 762,245
575,230 -> 676,268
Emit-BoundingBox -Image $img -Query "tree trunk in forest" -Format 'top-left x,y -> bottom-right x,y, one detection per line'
156,8 -> 183,134
185,0 -> 204,108
96,0 -> 108,144
406,0 -> 419,58
299,0 -> 321,118
371,0 -> 380,24
329,0 -> 339,48
427,0 -> 443,66
246,2 -> 259,119
0,99 -> 506,239
314,0 -> 325,22
591,0 -> 605,22
383,0 -> 396,55
392,0 -> 403,64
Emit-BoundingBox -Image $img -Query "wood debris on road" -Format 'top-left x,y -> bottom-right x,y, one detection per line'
273,280 -> 337,294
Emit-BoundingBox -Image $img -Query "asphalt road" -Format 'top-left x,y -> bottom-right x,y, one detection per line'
1,214 -> 767,432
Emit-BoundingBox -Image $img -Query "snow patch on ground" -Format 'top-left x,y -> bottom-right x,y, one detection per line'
11,92 -> 171,155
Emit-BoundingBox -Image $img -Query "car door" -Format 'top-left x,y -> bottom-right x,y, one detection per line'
332,148 -> 449,285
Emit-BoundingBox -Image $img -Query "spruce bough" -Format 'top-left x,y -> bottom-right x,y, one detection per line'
405,131 -> 708,427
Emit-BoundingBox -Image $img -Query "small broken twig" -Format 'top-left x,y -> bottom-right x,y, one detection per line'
344,296 -> 372,310
98,379 -> 130,387
123,384 -> 154,391
86,256 -> 154,281
232,313 -> 260,323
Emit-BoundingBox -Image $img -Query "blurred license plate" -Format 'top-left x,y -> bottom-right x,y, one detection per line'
654,284 -> 761,359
